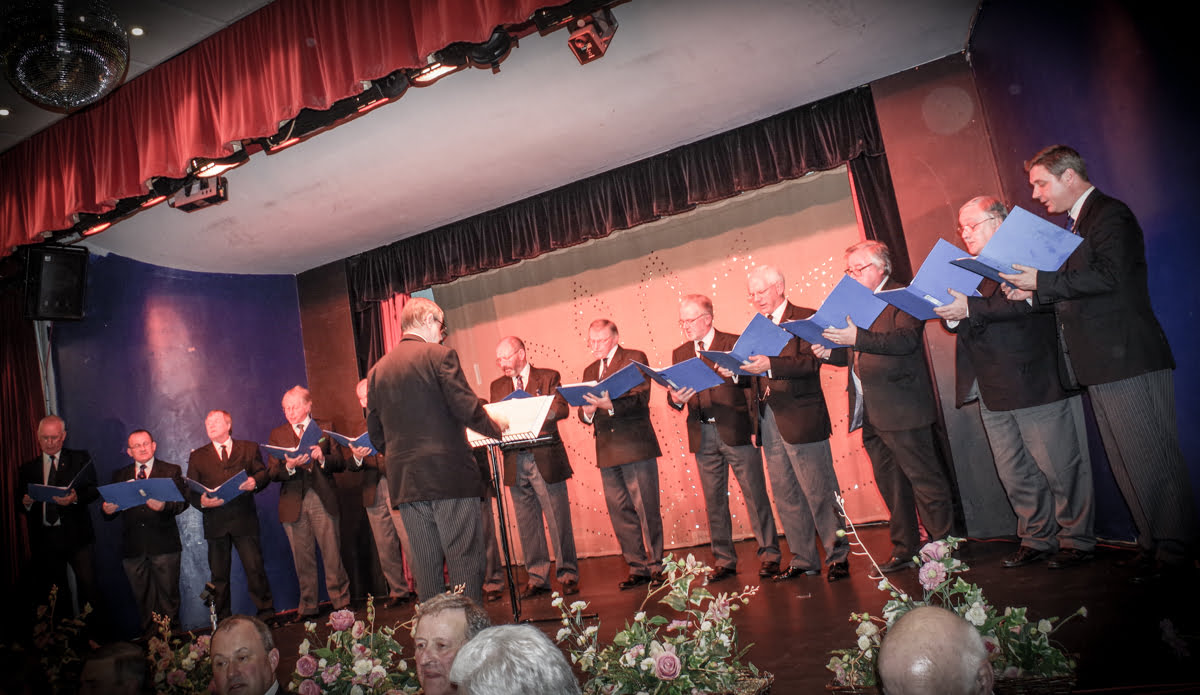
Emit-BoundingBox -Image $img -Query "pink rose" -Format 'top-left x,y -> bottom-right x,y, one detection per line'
351,620 -> 368,639
919,540 -> 949,563
329,609 -> 356,631
322,663 -> 343,684
167,670 -> 187,686
654,649 -> 682,680
918,560 -> 948,591
296,654 -> 319,678
298,678 -> 322,695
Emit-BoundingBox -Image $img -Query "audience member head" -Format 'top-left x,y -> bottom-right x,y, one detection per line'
495,336 -> 529,378
1025,145 -> 1091,215
449,624 -> 581,695
206,409 -> 234,444
412,593 -> 492,695
80,642 -> 149,695
587,319 -> 619,360
844,240 -> 891,290
126,429 -> 156,465
37,415 -> 66,457
210,615 -> 280,695
878,606 -> 993,695
956,196 -> 1008,256
356,378 -> 369,408
678,294 -> 714,342
746,265 -> 785,316
401,297 -> 447,342
281,385 -> 313,425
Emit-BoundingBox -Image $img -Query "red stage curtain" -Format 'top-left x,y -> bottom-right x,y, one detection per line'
0,0 -> 546,255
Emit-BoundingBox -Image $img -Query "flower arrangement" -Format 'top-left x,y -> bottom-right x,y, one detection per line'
554,553 -> 769,695
826,497 -> 1086,690
147,613 -> 212,694
288,597 -> 421,695
24,586 -> 93,692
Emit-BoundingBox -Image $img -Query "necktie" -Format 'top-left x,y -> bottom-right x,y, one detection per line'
48,454 -> 57,479
219,444 -> 228,462
515,374 -> 524,391
600,357 -> 608,378
697,340 -> 706,353
137,464 -> 148,480
295,423 -> 305,439
1066,216 -> 1076,233
45,455 -> 59,525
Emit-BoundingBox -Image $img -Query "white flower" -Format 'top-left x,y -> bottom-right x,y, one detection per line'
701,620 -> 713,631
181,656 -> 194,670
298,638 -> 310,655
635,611 -> 646,622
552,597 -> 564,607
304,620 -> 317,630
557,627 -> 571,641
857,635 -> 872,651
964,602 -> 988,627
585,625 -> 598,636
1038,619 -> 1053,634
877,579 -> 890,591
353,658 -> 373,676
350,686 -> 364,695
570,601 -> 587,612
640,657 -> 656,672
397,659 -> 407,672
1078,607 -> 1088,618
856,622 -> 879,638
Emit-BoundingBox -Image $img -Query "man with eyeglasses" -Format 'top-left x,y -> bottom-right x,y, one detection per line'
100,429 -> 188,637
934,196 -> 1096,571
816,241 -> 956,575
366,296 -> 506,603
667,294 -> 779,582
737,266 -> 850,583
489,336 -> 580,598
579,318 -> 664,590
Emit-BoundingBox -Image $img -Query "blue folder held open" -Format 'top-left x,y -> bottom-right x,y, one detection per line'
557,362 -> 647,407
99,477 -> 185,511
263,420 -> 325,459
633,358 -> 724,393
323,430 -> 378,456
874,238 -> 983,321
781,275 -> 889,348
699,313 -> 793,376
27,461 -> 94,503
950,206 -> 1083,284
185,470 -> 249,504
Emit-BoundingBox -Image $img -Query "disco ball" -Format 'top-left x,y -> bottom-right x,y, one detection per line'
0,0 -> 130,113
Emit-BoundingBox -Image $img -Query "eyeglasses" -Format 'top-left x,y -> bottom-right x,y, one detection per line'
678,314 -> 711,328
845,263 -> 875,277
957,216 -> 996,235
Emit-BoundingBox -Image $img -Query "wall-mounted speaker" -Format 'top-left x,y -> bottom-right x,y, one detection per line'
24,245 -> 88,320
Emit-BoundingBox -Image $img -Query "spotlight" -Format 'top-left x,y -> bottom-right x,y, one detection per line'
567,8 -> 617,65
411,47 -> 468,86
169,177 -> 228,212
191,144 -> 249,178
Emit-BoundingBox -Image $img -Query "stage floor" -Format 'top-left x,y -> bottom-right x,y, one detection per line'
270,525 -> 1199,693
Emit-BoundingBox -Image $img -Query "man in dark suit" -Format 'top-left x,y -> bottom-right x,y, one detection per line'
19,415 -> 101,621
818,241 -> 956,574
490,336 -> 580,598
579,318 -> 664,590
667,295 -> 780,581
366,297 -> 505,603
1001,145 -> 1196,580
187,409 -> 275,623
738,266 -> 850,582
268,385 -> 350,621
936,197 -> 1095,569
100,429 -> 188,637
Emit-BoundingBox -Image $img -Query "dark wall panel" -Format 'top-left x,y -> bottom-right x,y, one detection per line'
51,252 -> 306,636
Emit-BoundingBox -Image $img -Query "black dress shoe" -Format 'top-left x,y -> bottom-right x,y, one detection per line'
289,612 -> 318,625
383,594 -> 413,608
519,584 -> 552,599
878,556 -> 916,573
708,566 -> 736,583
826,561 -> 850,583
560,579 -> 580,596
649,571 -> 666,587
618,574 -> 652,591
1047,548 -> 1095,569
773,565 -> 820,581
484,589 -> 503,603
1002,546 -> 1049,568
758,561 -> 781,578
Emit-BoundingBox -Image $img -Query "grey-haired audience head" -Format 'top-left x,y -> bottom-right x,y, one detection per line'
957,196 -> 1008,256
412,593 -> 492,695
210,615 -> 279,695
401,297 -> 447,342
878,606 -> 993,695
449,624 -> 581,695
746,265 -> 785,317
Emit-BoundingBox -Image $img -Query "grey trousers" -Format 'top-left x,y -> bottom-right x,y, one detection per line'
511,451 -> 579,587
599,458 -> 664,576
282,489 -> 350,615
861,418 -> 954,558
364,477 -> 412,597
396,497 -> 485,603
980,395 -> 1095,551
695,422 -> 780,569
481,496 -> 505,592
760,406 -> 848,569
123,551 -> 181,635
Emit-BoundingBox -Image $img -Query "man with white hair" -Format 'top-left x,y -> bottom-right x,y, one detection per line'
878,606 -> 993,695
450,624 -> 581,695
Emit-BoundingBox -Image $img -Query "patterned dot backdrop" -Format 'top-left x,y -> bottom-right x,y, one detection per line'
432,170 -> 889,564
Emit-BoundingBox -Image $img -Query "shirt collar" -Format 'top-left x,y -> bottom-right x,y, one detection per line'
768,300 -> 787,324
874,276 -> 889,293
603,344 -> 619,362
514,363 -> 531,385
1068,185 -> 1096,222
696,327 -> 716,348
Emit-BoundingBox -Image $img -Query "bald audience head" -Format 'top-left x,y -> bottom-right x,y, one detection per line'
878,606 -> 993,695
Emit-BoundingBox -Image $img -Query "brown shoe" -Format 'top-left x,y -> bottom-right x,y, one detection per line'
484,589 -> 503,603
519,584 -> 551,599
560,579 -> 580,596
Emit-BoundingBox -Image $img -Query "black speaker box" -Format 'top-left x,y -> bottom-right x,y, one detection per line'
24,245 -> 88,320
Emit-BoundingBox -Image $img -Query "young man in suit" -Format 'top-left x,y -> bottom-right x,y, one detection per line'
101,429 -> 188,637
579,319 -> 664,590
936,197 -> 1095,569
737,266 -> 850,582
268,385 -> 350,622
490,336 -> 580,599
188,409 -> 276,623
818,241 -> 956,574
667,294 -> 780,581
1001,145 -> 1196,581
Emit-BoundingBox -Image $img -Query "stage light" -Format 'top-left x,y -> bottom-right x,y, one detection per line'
411,48 -> 468,86
567,8 -> 617,65
81,221 -> 111,236
169,176 -> 228,212
140,194 -> 168,209
467,28 -> 514,72
191,145 -> 248,178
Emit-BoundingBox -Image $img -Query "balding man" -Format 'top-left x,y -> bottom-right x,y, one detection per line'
366,297 -> 505,603
878,606 -> 993,695
490,336 -> 580,598
935,197 -> 1095,570
210,615 -> 280,695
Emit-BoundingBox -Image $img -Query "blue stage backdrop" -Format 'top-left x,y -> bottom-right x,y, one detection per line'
51,252 -> 310,636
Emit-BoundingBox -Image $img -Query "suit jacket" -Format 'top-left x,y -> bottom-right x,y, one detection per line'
751,302 -> 832,445
366,334 -> 502,505
187,439 -> 269,539
18,448 -> 98,551
489,366 -> 573,486
102,459 -> 187,558
578,345 -> 662,468
1034,189 -> 1175,386
945,278 -> 1074,411
828,280 -> 936,431
268,417 -> 343,523
668,330 -> 754,452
